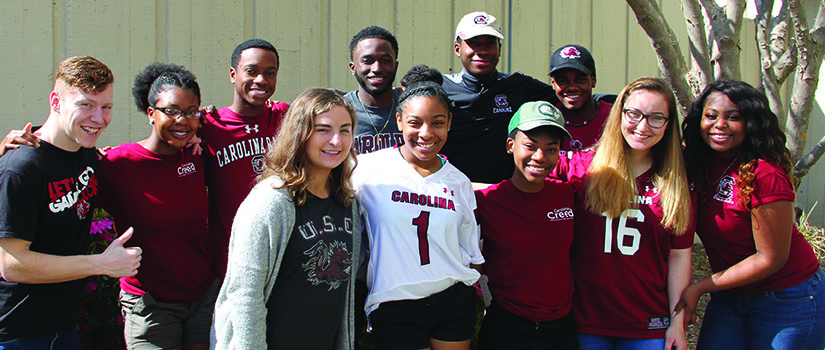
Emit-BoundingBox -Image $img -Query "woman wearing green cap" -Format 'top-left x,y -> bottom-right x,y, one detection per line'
475,101 -> 579,349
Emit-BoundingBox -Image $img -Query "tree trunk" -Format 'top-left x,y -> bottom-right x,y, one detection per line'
626,0 -> 693,117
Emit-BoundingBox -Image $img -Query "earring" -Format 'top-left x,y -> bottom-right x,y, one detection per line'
149,119 -> 155,125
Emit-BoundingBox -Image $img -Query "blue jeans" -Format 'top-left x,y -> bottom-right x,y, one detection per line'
0,327 -> 78,350
577,333 -> 665,350
697,267 -> 825,350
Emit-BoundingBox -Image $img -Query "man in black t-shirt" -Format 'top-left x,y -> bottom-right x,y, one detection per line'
441,11 -> 559,183
0,56 -> 141,348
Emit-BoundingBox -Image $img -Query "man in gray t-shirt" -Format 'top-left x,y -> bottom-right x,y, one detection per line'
344,26 -> 403,154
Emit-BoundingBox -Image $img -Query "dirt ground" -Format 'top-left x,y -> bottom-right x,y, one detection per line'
687,243 -> 713,349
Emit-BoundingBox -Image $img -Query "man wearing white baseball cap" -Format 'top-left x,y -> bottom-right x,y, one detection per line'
441,11 -> 558,184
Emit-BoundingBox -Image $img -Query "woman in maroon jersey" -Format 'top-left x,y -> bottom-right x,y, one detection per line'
678,80 -> 825,350
552,77 -> 694,350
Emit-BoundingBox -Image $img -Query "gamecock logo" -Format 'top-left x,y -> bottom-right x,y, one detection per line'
302,240 -> 352,291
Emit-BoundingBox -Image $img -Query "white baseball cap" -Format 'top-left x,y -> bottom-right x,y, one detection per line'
455,11 -> 504,41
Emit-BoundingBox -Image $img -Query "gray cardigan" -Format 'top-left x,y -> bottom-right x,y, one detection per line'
213,176 -> 362,350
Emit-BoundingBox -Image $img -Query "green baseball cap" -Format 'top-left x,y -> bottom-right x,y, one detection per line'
508,101 -> 571,138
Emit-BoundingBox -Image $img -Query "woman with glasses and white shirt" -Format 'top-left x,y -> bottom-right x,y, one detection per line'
551,77 -> 695,350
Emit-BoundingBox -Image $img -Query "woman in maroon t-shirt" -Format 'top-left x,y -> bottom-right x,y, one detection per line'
99,63 -> 216,350
678,80 -> 825,350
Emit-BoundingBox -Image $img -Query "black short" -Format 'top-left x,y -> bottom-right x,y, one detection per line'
478,301 -> 578,350
369,283 -> 477,350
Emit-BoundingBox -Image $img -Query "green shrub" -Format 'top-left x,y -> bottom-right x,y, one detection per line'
79,209 -> 125,350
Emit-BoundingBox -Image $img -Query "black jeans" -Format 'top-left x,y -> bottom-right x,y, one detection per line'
478,301 -> 579,350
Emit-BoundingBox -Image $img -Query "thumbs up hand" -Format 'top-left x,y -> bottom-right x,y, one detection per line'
99,227 -> 142,277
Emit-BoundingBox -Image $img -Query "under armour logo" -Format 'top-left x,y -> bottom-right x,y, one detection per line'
245,125 -> 259,134
443,188 -> 454,196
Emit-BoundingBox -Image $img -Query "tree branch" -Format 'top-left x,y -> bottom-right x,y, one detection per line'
700,0 -> 745,80
786,0 -> 825,162
774,43 -> 798,84
682,0 -> 712,95
768,1 -> 796,84
794,134 -> 825,178
754,0 -> 786,122
626,0 -> 693,117
769,0 -> 790,63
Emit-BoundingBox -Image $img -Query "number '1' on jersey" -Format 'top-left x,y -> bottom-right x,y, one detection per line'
352,148 -> 484,316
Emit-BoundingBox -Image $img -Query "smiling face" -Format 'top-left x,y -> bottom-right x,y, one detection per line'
305,105 -> 354,177
455,35 -> 501,78
230,47 -> 279,115
397,95 -> 451,173
550,68 -> 596,111
621,89 -> 669,156
48,83 -> 113,151
508,128 -> 561,192
147,87 -> 201,155
350,38 -> 398,99
700,91 -> 746,157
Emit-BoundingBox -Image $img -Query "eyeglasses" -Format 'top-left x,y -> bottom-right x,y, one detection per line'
151,106 -> 202,120
622,108 -> 668,129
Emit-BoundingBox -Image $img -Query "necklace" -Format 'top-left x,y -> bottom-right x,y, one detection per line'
706,153 -> 741,184
565,100 -> 600,127
356,91 -> 395,135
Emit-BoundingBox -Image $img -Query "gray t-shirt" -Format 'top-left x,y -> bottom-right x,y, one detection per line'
343,89 -> 403,154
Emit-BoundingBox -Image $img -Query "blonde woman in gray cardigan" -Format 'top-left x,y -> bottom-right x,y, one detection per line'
214,88 -> 362,350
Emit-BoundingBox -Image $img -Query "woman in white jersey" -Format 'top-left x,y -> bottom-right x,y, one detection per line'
353,81 -> 484,350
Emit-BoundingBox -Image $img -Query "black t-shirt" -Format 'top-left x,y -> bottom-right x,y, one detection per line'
266,195 -> 353,349
441,71 -> 558,183
0,141 -> 99,339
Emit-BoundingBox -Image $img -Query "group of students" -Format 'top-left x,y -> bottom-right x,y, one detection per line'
1,9 -> 824,350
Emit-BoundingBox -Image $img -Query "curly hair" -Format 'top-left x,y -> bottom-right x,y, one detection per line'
132,62 -> 201,114
400,64 -> 443,88
397,81 -> 451,113
682,80 -> 793,207
260,88 -> 357,207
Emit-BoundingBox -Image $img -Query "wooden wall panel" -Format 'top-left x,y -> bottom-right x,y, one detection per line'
550,0 -> 593,66
509,1 -> 551,80
591,1 -> 630,94
0,2 -> 53,132
395,0 -> 454,80
625,5 -> 661,88
125,0 -> 157,141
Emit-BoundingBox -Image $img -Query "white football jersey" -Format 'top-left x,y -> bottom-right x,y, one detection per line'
353,148 -> 484,315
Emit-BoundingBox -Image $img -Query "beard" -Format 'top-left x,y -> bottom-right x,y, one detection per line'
354,70 -> 396,98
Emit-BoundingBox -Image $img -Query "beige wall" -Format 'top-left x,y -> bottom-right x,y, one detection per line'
1,0 -> 822,223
